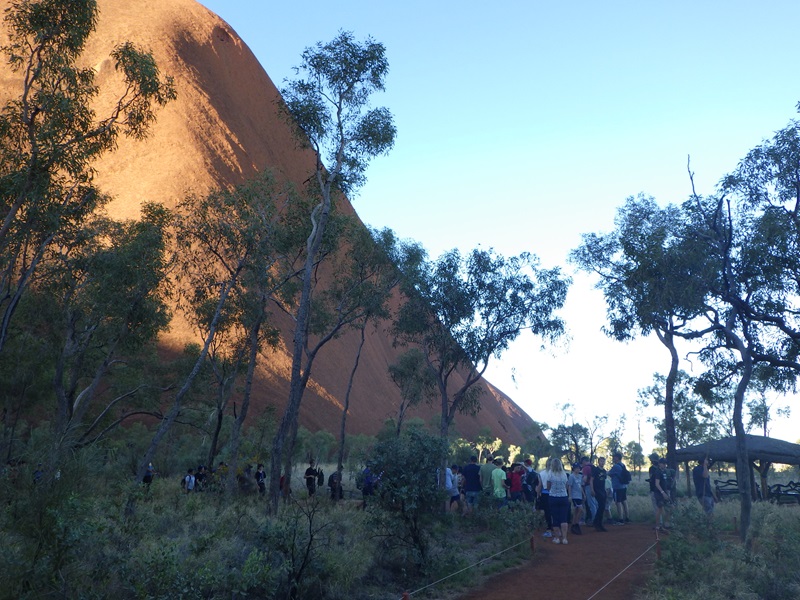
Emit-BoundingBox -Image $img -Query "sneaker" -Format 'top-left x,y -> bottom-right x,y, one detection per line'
552,537 -> 561,544
595,526 -> 608,532
614,519 -> 625,525
543,531 -> 552,538
624,518 -> 631,523
562,539 -> 569,545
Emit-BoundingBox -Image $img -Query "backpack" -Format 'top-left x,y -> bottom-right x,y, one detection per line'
619,464 -> 632,485
524,469 -> 539,491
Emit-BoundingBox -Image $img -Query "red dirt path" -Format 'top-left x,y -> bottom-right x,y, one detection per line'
458,522 -> 661,600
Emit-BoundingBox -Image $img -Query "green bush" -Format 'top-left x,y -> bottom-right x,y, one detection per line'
368,428 -> 449,573
641,501 -> 800,600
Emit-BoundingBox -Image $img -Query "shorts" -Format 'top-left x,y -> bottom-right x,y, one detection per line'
650,491 -> 666,509
465,491 -> 480,506
613,488 -> 627,503
536,493 -> 549,511
571,498 -> 583,508
450,494 -> 461,504
548,495 -> 569,525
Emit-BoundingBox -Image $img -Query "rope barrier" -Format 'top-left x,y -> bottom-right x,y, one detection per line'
398,535 -> 534,599
584,540 -> 658,600
400,527 -> 661,599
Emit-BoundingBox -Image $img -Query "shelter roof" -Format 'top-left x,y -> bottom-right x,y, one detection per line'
675,434 -> 800,465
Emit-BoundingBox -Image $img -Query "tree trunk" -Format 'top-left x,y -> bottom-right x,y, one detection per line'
136,276 -> 238,483
206,402 -> 225,469
227,313 -> 263,495
337,325 -> 366,498
730,338 -> 753,544
656,328 -> 680,471
684,460 -> 692,496
268,176 -> 333,514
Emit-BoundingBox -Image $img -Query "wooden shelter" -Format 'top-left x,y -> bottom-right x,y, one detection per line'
675,434 -> 800,501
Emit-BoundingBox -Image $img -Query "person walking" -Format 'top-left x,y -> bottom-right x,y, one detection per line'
305,459 -> 319,497
692,456 -> 716,518
491,457 -> 509,509
184,468 -> 196,493
581,456 -> 597,523
546,458 -> 571,545
607,452 -> 630,523
255,464 -> 266,496
591,456 -> 608,532
648,453 -> 670,531
568,462 -> 585,535
462,455 -> 482,514
538,458 -> 553,537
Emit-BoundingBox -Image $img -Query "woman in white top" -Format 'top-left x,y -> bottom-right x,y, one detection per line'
546,458 -> 571,544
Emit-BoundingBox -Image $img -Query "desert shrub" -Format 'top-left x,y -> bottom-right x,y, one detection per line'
367,428 -> 449,573
640,501 -> 800,600
258,497 -> 374,600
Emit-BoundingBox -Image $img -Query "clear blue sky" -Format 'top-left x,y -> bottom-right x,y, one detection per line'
198,0 -> 799,447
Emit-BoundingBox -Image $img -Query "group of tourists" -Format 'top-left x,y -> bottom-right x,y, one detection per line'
444,452 -> 633,545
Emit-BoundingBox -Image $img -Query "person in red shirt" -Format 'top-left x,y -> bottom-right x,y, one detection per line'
509,463 -> 524,502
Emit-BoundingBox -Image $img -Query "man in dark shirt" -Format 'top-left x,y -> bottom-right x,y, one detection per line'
304,460 -> 318,497
462,455 -> 482,514
591,456 -> 608,531
692,457 -> 715,517
648,454 -> 670,531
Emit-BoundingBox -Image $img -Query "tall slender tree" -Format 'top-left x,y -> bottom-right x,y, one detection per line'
268,31 -> 395,513
571,194 -> 709,470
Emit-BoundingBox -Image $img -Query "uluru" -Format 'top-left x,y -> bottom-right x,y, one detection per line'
0,0 -> 543,448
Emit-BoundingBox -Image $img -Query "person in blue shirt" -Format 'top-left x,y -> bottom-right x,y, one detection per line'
607,452 -> 630,523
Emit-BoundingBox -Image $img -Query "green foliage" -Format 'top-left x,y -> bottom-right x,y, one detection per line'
640,370 -> 723,448
395,247 -> 569,438
642,502 -> 800,600
0,0 -> 175,353
368,428 -> 449,570
281,30 -> 395,195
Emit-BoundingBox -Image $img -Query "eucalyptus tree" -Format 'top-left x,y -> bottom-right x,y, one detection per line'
0,0 -> 175,354
675,118 -> 800,540
268,31 -> 396,512
333,227 -> 423,489
571,194 -> 709,470
46,205 -> 171,448
267,217 -> 409,509
137,173 -> 288,483
388,347 -> 437,437
395,247 -> 569,442
624,441 -> 644,474
548,422 -> 590,466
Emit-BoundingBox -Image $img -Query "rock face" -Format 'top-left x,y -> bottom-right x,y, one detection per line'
0,0 -> 541,444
